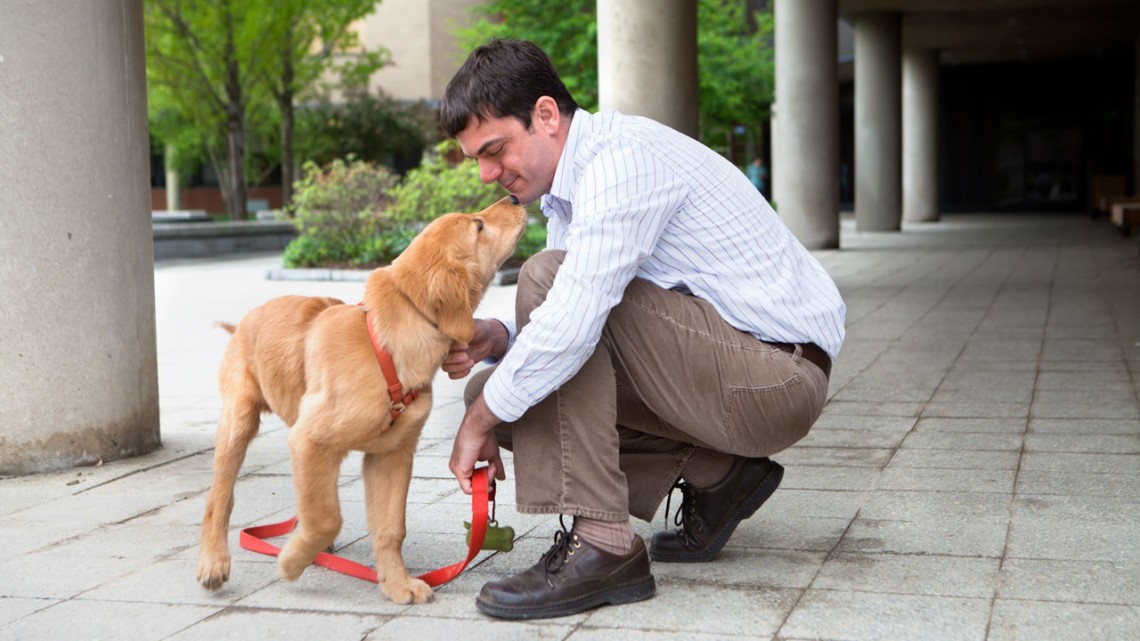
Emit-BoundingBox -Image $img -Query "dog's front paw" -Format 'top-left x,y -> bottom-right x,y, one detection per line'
381,576 -> 434,604
197,554 -> 231,591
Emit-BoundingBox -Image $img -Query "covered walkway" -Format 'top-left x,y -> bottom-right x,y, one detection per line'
1,212 -> 1136,640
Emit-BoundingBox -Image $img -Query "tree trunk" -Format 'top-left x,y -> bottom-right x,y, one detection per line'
279,40 -> 295,212
222,2 -> 248,221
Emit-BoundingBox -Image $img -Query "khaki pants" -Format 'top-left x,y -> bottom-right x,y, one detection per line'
465,251 -> 829,522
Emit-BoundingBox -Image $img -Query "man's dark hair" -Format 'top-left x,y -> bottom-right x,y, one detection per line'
441,39 -> 579,138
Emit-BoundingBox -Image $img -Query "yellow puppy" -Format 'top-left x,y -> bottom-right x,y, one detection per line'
197,197 -> 526,604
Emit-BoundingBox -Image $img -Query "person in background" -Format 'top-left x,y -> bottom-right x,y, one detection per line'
747,156 -> 769,199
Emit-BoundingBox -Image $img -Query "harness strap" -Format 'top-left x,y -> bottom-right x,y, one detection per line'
362,308 -> 420,420
239,467 -> 493,588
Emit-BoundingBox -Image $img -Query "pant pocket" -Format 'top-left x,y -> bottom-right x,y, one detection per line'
721,372 -> 820,457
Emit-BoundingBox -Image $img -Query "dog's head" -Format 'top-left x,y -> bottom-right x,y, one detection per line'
391,196 -> 528,342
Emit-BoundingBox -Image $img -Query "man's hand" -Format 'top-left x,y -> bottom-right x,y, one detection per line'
449,393 -> 507,494
442,319 -> 508,380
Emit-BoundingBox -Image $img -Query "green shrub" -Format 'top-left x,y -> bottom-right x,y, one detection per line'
385,140 -> 506,224
283,157 -> 399,268
282,144 -> 549,269
514,219 -> 548,263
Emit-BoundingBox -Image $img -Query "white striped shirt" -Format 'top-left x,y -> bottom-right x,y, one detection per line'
483,109 -> 846,423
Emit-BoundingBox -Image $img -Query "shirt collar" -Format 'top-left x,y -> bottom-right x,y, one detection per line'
548,108 -> 589,203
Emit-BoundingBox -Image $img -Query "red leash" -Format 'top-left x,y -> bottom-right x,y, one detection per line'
239,467 -> 493,587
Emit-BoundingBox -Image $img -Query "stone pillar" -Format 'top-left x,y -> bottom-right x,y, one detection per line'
854,12 -> 902,231
774,0 -> 839,249
903,47 -> 939,223
597,0 -> 699,138
165,144 -> 182,211
1134,32 -> 1140,193
0,0 -> 160,474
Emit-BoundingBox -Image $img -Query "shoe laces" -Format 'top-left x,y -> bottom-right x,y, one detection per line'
663,480 -> 704,542
540,516 -> 583,581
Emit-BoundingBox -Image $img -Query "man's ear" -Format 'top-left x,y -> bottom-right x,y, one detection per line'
533,96 -> 560,134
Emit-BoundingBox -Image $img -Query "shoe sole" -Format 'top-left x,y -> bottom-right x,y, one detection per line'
649,461 -> 784,563
474,575 -> 656,620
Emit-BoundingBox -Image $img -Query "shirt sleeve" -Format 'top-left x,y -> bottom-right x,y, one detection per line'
481,138 -> 686,422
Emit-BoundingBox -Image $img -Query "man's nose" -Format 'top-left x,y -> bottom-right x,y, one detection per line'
479,160 -> 501,184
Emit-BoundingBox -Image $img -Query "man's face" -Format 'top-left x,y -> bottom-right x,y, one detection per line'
456,102 -> 562,206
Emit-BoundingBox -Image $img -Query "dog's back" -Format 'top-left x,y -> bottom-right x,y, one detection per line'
221,295 -> 345,427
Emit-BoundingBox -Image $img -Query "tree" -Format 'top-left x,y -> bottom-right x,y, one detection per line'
260,0 -> 386,208
456,0 -> 599,111
455,0 -> 774,157
145,0 -> 383,220
698,0 -> 774,162
146,0 -> 277,220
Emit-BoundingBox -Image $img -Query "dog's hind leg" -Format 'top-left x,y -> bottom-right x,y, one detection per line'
197,389 -> 261,591
364,449 -> 433,604
278,424 -> 346,581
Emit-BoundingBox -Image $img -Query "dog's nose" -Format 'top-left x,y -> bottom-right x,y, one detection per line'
509,195 -> 520,205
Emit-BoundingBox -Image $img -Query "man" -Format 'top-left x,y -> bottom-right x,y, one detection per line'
439,39 -> 845,620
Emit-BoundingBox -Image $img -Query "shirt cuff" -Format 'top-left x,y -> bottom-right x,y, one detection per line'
481,370 -> 529,423
480,316 -> 517,365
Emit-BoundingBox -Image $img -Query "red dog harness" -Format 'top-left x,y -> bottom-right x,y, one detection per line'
362,308 -> 420,420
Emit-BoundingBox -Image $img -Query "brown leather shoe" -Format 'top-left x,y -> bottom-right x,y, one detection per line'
649,456 -> 783,562
475,526 -> 656,620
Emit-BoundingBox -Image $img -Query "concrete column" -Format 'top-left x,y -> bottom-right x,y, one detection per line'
597,0 -> 699,138
165,144 -> 182,211
903,47 -> 939,223
854,12 -> 902,231
0,0 -> 160,474
1134,32 -> 1140,193
774,0 -> 839,249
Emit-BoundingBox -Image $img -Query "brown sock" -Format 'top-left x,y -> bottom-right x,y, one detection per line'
682,448 -> 735,488
572,517 -> 635,555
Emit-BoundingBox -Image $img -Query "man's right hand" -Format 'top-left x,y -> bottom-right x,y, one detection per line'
442,318 -> 508,379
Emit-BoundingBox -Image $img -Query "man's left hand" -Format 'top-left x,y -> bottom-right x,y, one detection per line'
449,393 -> 506,494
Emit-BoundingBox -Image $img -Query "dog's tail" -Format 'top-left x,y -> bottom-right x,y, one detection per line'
215,321 -> 237,335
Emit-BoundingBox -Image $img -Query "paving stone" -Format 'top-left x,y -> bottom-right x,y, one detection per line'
814,552 -> 1000,599
780,589 -> 991,641
365,614 -> 575,640
913,417 -> 1028,433
0,600 -> 219,641
585,583 -> 801,639
888,448 -> 1021,470
988,600 -> 1140,641
168,607 -> 385,641
999,559 -> 1140,605
838,516 -> 1009,558
1029,417 -> 1140,435
875,466 -> 1016,493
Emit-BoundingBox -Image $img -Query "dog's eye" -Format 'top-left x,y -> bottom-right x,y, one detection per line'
475,218 -> 485,232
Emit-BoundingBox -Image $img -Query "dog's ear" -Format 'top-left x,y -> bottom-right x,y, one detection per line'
427,258 -> 475,343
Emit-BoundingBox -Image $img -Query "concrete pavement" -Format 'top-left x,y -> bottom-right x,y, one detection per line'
1,212 -> 1137,640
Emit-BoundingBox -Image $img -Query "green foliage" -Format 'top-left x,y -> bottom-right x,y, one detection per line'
296,92 -> 430,173
456,0 -> 599,111
144,0 -> 384,217
283,157 -> 400,267
281,146 -> 546,269
454,0 -> 775,151
698,1 -> 775,148
384,140 -> 507,225
514,219 -> 548,261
